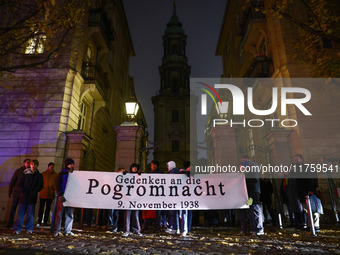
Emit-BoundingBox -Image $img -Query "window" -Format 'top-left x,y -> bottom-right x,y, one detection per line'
83,46 -> 95,79
86,47 -> 92,61
25,29 -> 46,54
171,44 -> 179,55
258,37 -> 267,56
171,78 -> 179,95
172,140 -> 180,152
172,109 -> 179,123
78,103 -> 87,130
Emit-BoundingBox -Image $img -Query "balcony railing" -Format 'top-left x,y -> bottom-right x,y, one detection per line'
82,62 -> 96,80
244,55 -> 274,78
239,1 -> 265,36
82,62 -> 107,101
88,9 -> 115,48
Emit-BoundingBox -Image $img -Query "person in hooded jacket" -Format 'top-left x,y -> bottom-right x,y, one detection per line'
54,158 -> 75,236
14,159 -> 43,234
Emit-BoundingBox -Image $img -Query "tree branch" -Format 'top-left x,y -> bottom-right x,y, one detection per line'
0,26 -> 73,72
299,0 -> 322,29
272,5 -> 340,43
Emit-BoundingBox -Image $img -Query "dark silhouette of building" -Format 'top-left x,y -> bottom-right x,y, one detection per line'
152,2 -> 195,169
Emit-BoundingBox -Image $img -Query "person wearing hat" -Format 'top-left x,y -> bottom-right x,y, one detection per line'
37,162 -> 58,226
54,158 -> 75,236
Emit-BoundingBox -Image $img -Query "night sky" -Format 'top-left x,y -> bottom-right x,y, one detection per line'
124,0 -> 226,152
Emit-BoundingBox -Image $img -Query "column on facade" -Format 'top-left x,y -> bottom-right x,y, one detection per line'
209,126 -> 238,167
66,130 -> 90,170
264,129 -> 292,166
114,125 -> 144,171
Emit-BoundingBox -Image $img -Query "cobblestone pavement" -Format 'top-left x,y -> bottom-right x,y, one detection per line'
1,225 -> 340,254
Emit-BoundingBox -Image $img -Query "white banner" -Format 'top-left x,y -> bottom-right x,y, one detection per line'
63,171 -> 249,210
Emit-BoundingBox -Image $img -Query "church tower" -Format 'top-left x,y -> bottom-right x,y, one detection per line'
152,2 -> 192,169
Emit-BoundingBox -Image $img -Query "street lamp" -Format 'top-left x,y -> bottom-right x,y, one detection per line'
115,96 -> 144,170
215,101 -> 229,118
122,97 -> 139,126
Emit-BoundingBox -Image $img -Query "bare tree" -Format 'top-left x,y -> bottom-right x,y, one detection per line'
269,0 -> 340,76
0,0 -> 86,73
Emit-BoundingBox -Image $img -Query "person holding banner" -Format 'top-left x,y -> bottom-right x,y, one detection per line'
112,167 -> 126,233
54,158 -> 75,237
165,161 -> 180,235
179,161 -> 191,237
122,163 -> 143,237
142,160 -> 163,233
239,155 -> 264,236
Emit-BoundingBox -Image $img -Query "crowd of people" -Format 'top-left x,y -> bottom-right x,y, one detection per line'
6,154 -> 322,237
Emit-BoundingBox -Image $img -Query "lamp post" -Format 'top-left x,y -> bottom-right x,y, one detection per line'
215,101 -> 229,119
115,97 -> 145,170
122,97 -> 139,126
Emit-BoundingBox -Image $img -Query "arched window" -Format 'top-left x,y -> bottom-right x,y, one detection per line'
172,109 -> 179,123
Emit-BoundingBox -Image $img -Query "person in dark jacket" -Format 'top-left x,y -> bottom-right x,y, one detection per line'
142,160 -> 163,233
7,159 -> 31,228
260,177 -> 277,226
238,155 -> 264,236
294,154 -> 320,231
14,159 -> 43,234
179,161 -> 191,237
54,158 -> 75,236
165,161 -> 180,235
122,163 -> 143,237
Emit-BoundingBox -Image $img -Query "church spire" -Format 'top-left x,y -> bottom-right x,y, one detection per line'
172,1 -> 177,20
158,1 -> 190,95
151,1 -> 193,169
165,1 -> 183,34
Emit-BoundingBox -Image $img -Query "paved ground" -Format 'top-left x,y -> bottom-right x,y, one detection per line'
1,225 -> 340,254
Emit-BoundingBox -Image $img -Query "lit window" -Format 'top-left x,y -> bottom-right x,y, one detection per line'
86,46 -> 92,60
78,103 -> 87,130
25,30 -> 46,54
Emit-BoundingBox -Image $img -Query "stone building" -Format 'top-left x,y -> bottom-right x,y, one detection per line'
152,3 -> 197,170
212,0 -> 340,219
0,0 -> 146,222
